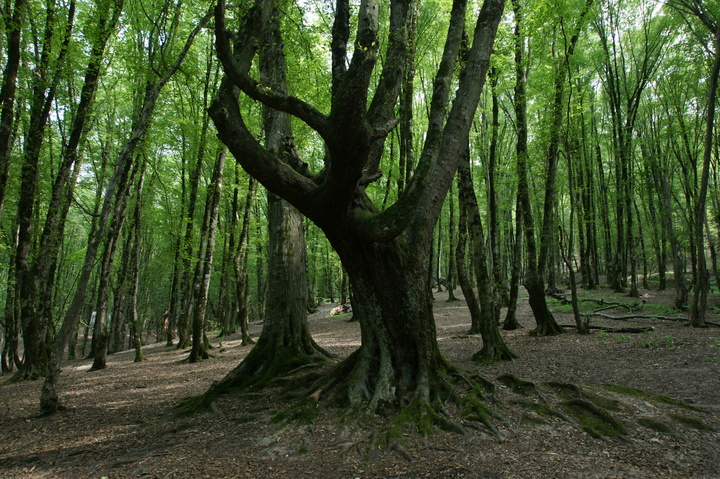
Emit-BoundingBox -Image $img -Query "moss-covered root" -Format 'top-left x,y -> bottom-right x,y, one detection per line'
171,381 -> 222,416
497,374 -> 538,397
562,398 -> 627,438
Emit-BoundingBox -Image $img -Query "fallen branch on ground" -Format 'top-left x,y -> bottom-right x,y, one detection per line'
580,312 -> 688,322
560,324 -> 655,333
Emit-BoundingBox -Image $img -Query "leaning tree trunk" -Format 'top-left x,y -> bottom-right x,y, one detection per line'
40,11 -> 209,413
14,2 -> 76,380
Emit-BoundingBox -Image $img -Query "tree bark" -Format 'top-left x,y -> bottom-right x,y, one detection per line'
15,1 -> 76,379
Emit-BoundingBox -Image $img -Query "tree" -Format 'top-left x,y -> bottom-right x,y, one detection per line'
512,0 -> 565,336
201,0 -> 505,418
457,146 -> 516,361
0,0 -> 28,214
593,0 -> 668,296
187,146 -> 226,363
40,4 -> 212,413
665,0 -> 720,327
190,1 -> 331,395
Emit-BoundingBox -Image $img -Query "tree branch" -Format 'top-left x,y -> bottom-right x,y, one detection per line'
214,0 -> 330,138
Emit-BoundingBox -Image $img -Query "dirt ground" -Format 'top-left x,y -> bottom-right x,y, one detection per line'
2,285 -> 720,478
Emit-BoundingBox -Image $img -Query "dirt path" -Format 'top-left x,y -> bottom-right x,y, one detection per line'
1,286 -> 719,478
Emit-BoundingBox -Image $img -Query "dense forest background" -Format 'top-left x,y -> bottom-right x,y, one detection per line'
0,0 -> 719,399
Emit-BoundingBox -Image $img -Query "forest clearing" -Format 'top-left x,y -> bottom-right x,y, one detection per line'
2,286 -> 719,478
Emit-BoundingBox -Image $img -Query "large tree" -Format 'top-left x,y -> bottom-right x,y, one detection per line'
205,0 -> 504,416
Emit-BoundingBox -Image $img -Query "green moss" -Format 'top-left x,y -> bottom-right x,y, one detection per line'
298,440 -> 310,454
654,395 -> 704,412
600,384 -> 647,397
637,417 -> 674,434
376,425 -> 404,447
562,399 -> 627,438
393,398 -> 436,436
600,384 -> 704,412
669,414 -> 715,431
497,374 -> 537,396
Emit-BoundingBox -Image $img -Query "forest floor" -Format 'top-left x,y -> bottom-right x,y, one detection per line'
2,285 -> 720,478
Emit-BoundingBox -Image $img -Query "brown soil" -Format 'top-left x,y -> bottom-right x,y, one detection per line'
2,286 -> 720,478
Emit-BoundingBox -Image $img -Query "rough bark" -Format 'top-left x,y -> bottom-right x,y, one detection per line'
457,148 -> 515,361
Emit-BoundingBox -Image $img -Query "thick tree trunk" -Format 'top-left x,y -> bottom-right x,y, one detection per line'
205,0 -> 505,419
324,235 -> 447,410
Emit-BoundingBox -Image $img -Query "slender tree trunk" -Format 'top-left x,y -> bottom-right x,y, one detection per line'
15,1 -> 76,379
234,174 -> 256,345
90,157 -> 138,369
458,147 -> 515,361
503,197 -> 523,330
456,184 -> 483,334
0,0 -> 28,214
446,183 -> 458,302
512,0 -> 563,336
487,70 -> 508,309
188,147 -> 227,363
40,10 -> 209,413
690,28 -> 720,327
